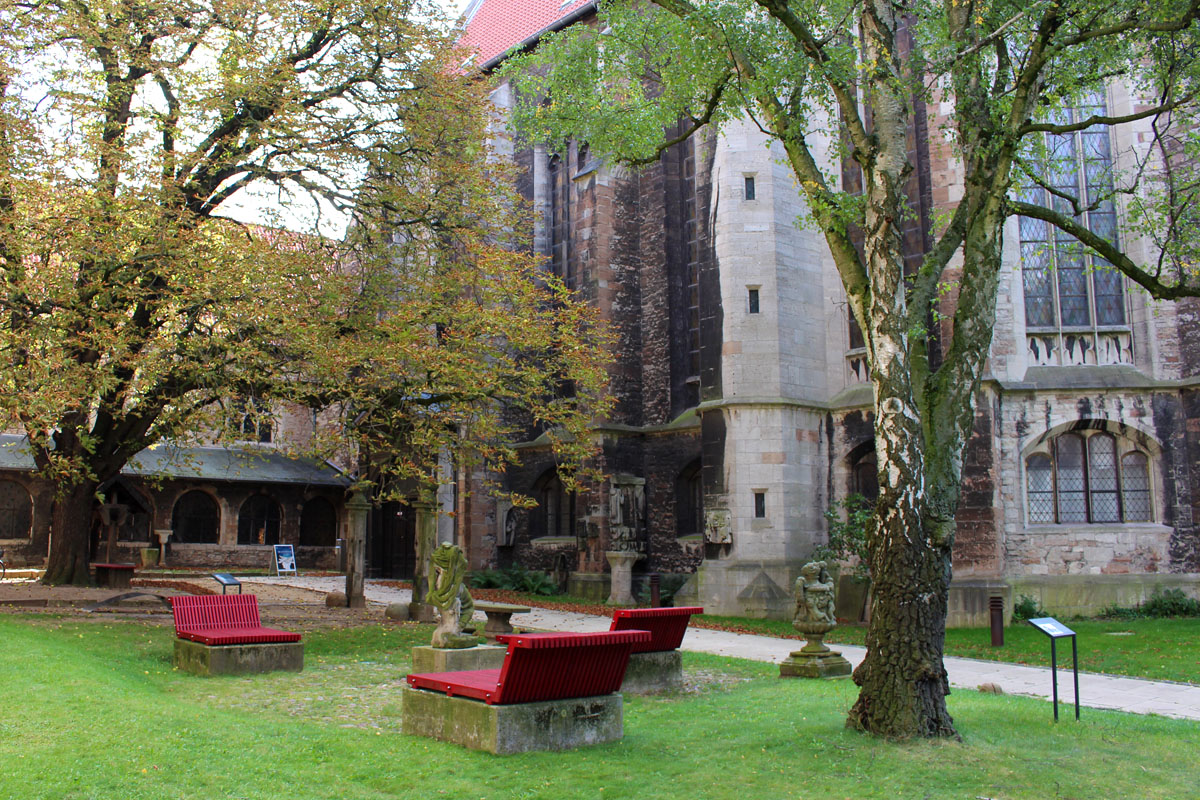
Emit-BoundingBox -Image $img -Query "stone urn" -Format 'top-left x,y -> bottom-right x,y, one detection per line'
779,560 -> 852,679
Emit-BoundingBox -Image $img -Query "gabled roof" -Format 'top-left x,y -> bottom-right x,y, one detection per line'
458,0 -> 595,70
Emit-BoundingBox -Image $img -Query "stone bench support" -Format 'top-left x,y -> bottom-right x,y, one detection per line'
173,638 -> 304,676
401,686 -> 623,754
411,645 -> 506,673
620,650 -> 683,694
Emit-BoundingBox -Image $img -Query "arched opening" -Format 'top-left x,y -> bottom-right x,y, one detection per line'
0,481 -> 33,539
675,460 -> 703,538
847,442 -> 879,501
171,491 -> 219,544
237,495 -> 281,545
299,497 -> 337,547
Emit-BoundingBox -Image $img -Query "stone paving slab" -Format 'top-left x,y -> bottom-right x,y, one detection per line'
246,576 -> 1200,721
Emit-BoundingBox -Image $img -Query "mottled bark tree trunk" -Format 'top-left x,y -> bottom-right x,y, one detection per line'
43,480 -> 98,586
838,0 -> 959,739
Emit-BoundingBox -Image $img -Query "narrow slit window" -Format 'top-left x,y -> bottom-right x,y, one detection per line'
744,175 -> 756,201
748,288 -> 760,314
753,491 -> 766,519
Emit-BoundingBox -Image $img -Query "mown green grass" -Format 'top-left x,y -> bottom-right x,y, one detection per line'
696,614 -> 1200,684
1,615 -> 1198,799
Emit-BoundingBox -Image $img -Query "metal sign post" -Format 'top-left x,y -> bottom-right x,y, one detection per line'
1027,617 -> 1080,721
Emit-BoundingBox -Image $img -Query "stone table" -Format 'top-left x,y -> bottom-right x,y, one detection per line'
474,601 -> 532,640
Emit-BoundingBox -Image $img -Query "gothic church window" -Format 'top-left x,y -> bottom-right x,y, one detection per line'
1024,429 -> 1153,524
1019,94 -> 1129,365
548,152 -> 575,291
534,470 -> 576,539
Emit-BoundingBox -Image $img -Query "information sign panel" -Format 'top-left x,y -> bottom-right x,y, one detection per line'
1028,617 -> 1075,638
1026,616 -> 1080,721
212,572 -> 243,594
273,544 -> 297,576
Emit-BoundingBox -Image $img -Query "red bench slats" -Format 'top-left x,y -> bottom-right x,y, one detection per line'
406,629 -> 651,705
609,607 -> 703,652
407,669 -> 503,702
169,595 -> 301,645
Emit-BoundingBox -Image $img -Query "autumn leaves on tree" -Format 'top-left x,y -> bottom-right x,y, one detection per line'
0,0 -> 609,585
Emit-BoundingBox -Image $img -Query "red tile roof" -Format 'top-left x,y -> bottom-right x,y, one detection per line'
458,0 -> 594,69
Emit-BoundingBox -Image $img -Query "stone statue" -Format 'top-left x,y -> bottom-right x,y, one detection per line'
426,543 -> 477,649
779,560 -> 851,679
608,477 -> 646,553
793,561 -> 836,627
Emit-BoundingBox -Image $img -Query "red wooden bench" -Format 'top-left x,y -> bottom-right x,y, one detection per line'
609,606 -> 703,652
406,629 -> 651,705
169,594 -> 301,646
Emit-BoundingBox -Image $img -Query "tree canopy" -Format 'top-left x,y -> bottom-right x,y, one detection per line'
0,0 -> 610,584
503,0 -> 1200,738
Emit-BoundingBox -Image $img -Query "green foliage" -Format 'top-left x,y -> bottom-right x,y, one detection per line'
816,494 -> 873,580
1012,594 -> 1047,622
1101,588 -> 1200,620
0,0 -> 614,582
468,565 -> 561,595
1143,588 -> 1200,617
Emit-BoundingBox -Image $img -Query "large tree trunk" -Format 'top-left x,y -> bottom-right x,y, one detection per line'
43,480 -> 98,585
840,0 -> 958,738
847,499 -> 956,737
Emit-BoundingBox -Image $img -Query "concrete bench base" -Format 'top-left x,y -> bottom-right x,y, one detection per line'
401,685 -> 623,754
411,645 -> 506,674
173,638 -> 304,676
620,650 -> 683,694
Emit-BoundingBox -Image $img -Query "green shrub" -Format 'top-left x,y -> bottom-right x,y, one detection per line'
467,565 -> 560,596
817,493 -> 873,580
1141,588 -> 1200,618
1098,602 -> 1142,620
1012,594 -> 1046,621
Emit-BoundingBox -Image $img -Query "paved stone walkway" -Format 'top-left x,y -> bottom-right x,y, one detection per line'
243,576 -> 1200,721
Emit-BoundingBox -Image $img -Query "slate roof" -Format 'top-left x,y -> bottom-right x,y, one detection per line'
0,434 -> 349,487
458,0 -> 594,70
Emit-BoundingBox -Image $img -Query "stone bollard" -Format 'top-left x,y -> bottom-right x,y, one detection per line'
325,591 -> 347,608
385,602 -> 411,622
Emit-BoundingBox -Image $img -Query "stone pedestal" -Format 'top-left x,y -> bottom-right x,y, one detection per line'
621,650 -> 683,694
173,639 -> 304,676
401,686 -> 624,754
605,551 -> 642,606
411,645 -> 506,674
778,644 -> 852,679
344,492 -> 370,608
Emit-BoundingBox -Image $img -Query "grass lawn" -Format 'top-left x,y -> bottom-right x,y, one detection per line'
695,614 -> 1200,684
1,615 -> 1197,799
